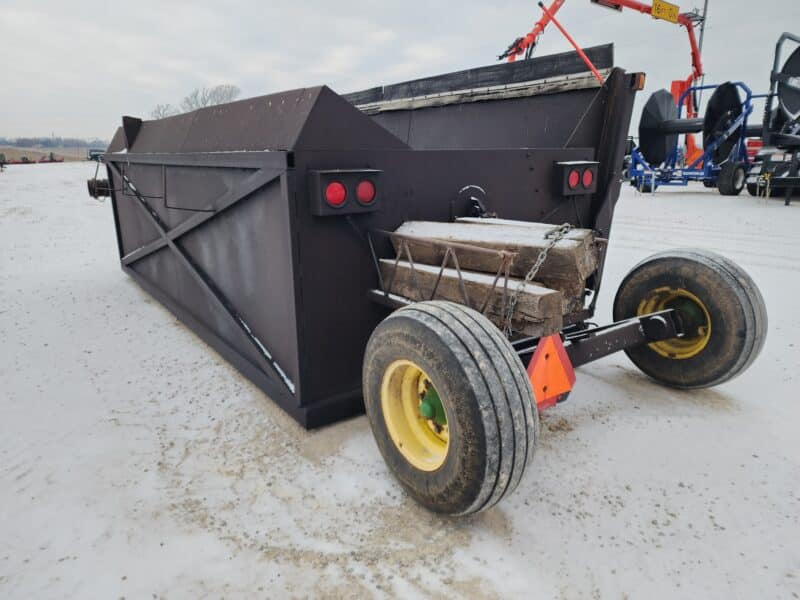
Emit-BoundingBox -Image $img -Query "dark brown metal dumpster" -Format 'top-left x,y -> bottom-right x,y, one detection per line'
97,44 -> 638,428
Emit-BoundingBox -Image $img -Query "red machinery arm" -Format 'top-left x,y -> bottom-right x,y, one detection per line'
599,0 -> 703,81
503,0 -> 704,84
501,0 -> 566,62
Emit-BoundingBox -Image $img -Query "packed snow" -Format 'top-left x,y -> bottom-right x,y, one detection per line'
1,162 -> 798,598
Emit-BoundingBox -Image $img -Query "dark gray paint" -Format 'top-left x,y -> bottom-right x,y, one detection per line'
100,50 -> 639,428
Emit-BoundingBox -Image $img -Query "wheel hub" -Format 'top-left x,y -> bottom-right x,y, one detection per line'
637,287 -> 712,359
380,360 -> 449,471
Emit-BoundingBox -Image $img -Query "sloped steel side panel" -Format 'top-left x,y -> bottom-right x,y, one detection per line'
369,87 -> 605,150
120,86 -> 407,154
178,90 -> 319,152
293,86 -> 408,151
128,88 -> 320,153
343,47 -> 614,152
108,127 -> 126,153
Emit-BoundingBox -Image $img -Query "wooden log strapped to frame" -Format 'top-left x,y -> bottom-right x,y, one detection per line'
380,218 -> 600,337
379,259 -> 563,336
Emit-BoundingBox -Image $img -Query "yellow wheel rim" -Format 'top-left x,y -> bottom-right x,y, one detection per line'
380,360 -> 449,471
637,286 -> 712,359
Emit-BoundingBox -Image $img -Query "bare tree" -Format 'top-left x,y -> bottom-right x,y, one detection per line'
180,84 -> 241,112
150,85 -> 241,120
150,104 -> 179,119
206,84 -> 241,105
179,89 -> 204,113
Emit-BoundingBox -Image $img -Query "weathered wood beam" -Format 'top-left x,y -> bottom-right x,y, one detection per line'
379,259 -> 563,337
392,219 -> 597,314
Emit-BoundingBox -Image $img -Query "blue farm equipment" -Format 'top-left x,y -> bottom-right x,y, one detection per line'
629,82 -> 764,194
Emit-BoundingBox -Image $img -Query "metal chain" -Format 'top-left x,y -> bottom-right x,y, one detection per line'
503,222 -> 572,338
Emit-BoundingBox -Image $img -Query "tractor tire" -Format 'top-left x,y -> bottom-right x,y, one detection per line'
613,249 -> 767,389
717,162 -> 746,196
363,301 -> 537,515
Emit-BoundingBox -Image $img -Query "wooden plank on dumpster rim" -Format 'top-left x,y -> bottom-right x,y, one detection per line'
379,259 -> 563,337
393,218 -> 598,286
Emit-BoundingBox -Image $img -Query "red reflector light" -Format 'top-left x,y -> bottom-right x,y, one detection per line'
582,169 -> 594,188
325,181 -> 347,207
568,169 -> 580,189
356,180 -> 376,205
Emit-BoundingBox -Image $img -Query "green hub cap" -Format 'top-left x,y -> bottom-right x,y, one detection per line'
671,296 -> 706,334
419,386 -> 447,426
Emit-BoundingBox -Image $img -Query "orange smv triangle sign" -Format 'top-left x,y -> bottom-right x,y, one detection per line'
526,333 -> 576,411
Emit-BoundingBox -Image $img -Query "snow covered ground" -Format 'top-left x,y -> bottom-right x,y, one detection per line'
1,162 -> 798,599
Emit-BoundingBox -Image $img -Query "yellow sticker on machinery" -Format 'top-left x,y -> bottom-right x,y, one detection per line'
652,0 -> 680,23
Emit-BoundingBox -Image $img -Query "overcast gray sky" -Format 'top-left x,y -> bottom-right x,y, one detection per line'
1,0 -> 798,139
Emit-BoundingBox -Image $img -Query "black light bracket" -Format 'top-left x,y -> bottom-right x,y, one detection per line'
309,168 -> 382,216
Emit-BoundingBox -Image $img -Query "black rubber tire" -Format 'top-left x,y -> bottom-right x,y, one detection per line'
747,182 -> 759,196
613,249 -> 767,389
717,162 -> 746,196
363,301 -> 537,515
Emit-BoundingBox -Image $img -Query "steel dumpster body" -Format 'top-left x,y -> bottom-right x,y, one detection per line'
101,45 -> 638,428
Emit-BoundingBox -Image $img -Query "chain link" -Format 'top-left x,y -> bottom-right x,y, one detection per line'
503,223 -> 572,338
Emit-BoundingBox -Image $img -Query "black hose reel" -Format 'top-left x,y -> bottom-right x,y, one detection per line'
638,83 -> 756,166
777,45 -> 800,122
772,44 -> 800,145
763,35 -> 800,148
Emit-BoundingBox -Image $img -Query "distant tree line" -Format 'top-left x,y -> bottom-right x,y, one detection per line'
151,84 -> 241,119
0,136 -> 108,148
1,84 -> 243,146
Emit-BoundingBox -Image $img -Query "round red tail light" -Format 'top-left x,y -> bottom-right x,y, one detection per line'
356,180 -> 376,205
568,169 -> 580,189
582,169 -> 594,188
325,181 -> 347,207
